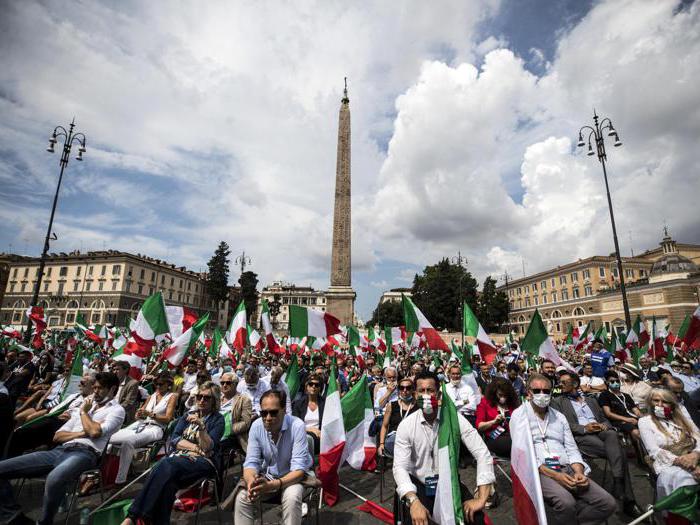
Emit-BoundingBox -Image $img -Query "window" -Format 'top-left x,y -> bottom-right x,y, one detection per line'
559,275 -> 567,285
10,283 -> 15,292
541,280 -> 547,290
556,322 -> 561,332
58,282 -> 64,295
301,297 -> 308,305
98,281 -> 104,291
138,284 -> 144,295
112,265 -> 121,275
532,282 -> 537,291
168,291 -> 173,300
161,275 -> 165,284
46,267 -> 52,277
291,297 -> 298,305
573,307 -> 585,317
179,279 -> 183,289
525,285 -> 530,294
59,266 -> 68,277
585,286 -> 593,297
583,269 -> 590,279
100,265 -> 106,276
573,287 -> 580,298
639,269 -> 647,277
625,269 -> 633,278
177,293 -> 182,301
89,265 -> 94,276
517,287 -> 522,295
77,266 -> 82,276
12,268 -> 17,278
86,282 -> 91,291
509,290 -> 514,297
140,269 -> 145,279
66,313 -> 75,323
43,282 -> 49,292
91,312 -> 100,324
612,267 -> 618,278
571,271 -> 578,282
149,287 -> 154,295
23,268 -> 29,278
551,278 -> 556,287
283,297 -> 288,305
73,281 -> 79,292
534,296 -> 539,306
170,277 -> 174,286
552,292 -> 557,302
562,289 -> 569,300
151,271 -> 155,282
112,281 -> 117,291
599,266 -> 605,278
525,298 -> 530,307
187,282 -> 191,291
542,294 -> 547,304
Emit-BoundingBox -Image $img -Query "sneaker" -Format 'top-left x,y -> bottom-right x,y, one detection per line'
301,502 -> 308,517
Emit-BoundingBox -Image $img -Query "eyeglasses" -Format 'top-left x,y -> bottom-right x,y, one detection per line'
399,385 -> 413,391
220,381 -> 233,385
260,409 -> 279,418
195,394 -> 212,401
530,388 -> 552,394
307,382 -> 321,388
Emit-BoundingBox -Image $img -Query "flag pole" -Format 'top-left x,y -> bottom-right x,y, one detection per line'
626,506 -> 654,525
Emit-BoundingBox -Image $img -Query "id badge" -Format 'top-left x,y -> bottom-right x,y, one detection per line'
424,475 -> 439,497
544,456 -> 562,471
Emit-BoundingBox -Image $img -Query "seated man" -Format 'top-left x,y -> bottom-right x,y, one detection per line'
444,363 -> 479,425
551,371 -> 640,517
219,372 -> 252,452
112,361 -> 140,425
234,390 -> 313,525
393,371 -> 495,525
237,367 -> 270,416
520,373 -> 617,524
579,363 -> 607,395
374,367 -> 399,414
664,375 -> 700,429
0,372 -> 124,524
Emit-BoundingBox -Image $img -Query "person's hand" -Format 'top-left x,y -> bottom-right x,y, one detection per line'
409,498 -> 430,525
81,397 -> 93,414
572,471 -> 589,489
584,423 -> 600,434
186,413 -> 203,427
555,471 -> 578,490
307,427 -> 321,438
378,444 -> 385,456
494,413 -> 505,424
692,466 -> 700,481
674,453 -> 698,471
627,417 -> 638,426
247,476 -> 266,502
136,408 -> 146,419
463,498 -> 486,523
387,382 -> 397,393
58,411 -> 71,421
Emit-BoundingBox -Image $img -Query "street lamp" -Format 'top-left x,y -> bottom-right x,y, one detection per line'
24,119 -> 87,344
576,111 -> 631,332
499,270 -> 511,335
236,251 -> 252,275
451,251 -> 468,348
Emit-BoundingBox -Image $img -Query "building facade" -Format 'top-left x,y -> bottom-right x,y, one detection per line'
257,281 -> 327,332
0,250 -> 217,330
499,233 -> 700,340
379,288 -> 412,304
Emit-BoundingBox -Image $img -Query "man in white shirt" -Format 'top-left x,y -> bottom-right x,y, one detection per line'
0,372 -> 125,525
393,371 -> 494,525
237,366 -> 270,415
579,363 -> 606,394
373,367 -> 399,413
444,364 -> 478,424
267,366 -> 292,414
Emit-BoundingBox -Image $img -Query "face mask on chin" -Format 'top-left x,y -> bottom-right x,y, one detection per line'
531,393 -> 551,409
400,394 -> 414,403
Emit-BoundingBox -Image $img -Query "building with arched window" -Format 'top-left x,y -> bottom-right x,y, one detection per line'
499,232 -> 700,341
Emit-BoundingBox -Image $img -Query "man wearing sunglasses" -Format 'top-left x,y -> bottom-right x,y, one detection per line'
236,390 -> 313,525
219,373 -> 252,452
518,373 -> 616,524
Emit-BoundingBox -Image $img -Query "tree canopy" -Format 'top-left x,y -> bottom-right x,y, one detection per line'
206,241 -> 230,304
367,300 -> 404,328
477,275 -> 509,333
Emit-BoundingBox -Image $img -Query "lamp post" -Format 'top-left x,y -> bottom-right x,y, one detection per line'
24,119 -> 87,344
500,270 -> 511,336
235,251 -> 251,275
576,111 -> 631,331
451,251 -> 468,348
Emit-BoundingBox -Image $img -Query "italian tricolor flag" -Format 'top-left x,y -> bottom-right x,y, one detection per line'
131,292 -> 170,356
319,373 -> 376,506
626,314 -> 650,348
463,303 -> 497,365
510,405 -> 548,525
432,384 -> 465,525
260,300 -> 281,353
75,313 -> 103,344
402,294 -> 449,352
209,327 -> 233,360
289,305 -> 341,339
683,306 -> 700,347
166,305 -> 198,340
522,310 -> 573,371
62,347 -> 84,399
227,301 -> 247,352
163,313 -> 209,367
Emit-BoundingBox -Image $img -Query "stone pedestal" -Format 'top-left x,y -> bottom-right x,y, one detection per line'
326,286 -> 356,325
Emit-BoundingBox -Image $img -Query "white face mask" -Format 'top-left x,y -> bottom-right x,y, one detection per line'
451,378 -> 461,387
532,393 -> 551,408
498,396 -> 508,406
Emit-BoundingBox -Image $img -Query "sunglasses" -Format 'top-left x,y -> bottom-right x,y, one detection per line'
307,382 -> 321,388
195,394 -> 212,401
399,385 -> 413,391
530,388 -> 552,395
220,381 -> 233,385
260,409 -> 279,418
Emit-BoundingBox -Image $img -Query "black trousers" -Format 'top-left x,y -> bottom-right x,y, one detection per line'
485,433 -> 512,458
393,474 -> 485,525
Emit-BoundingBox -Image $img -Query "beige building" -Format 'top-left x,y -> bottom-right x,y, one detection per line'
257,281 -> 327,332
499,233 -> 700,340
0,250 -> 217,330
379,288 -> 412,304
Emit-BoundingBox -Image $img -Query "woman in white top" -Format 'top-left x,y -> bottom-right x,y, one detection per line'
109,373 -> 177,484
638,388 -> 700,503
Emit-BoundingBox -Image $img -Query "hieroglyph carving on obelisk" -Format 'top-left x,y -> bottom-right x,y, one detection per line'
330,79 -> 351,288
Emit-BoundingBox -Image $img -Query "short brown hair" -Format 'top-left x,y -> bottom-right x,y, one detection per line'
526,373 -> 552,390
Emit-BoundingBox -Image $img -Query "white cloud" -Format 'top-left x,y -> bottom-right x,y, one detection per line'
370,280 -> 388,289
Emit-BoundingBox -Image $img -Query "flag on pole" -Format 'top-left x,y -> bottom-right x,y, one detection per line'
564,324 -> 574,345
284,354 -> 300,401
432,383 -> 465,525
131,292 -> 170,356
227,301 -> 247,352
260,300 -> 281,353
289,305 -> 341,339
319,365 -> 345,505
402,294 -> 449,351
62,347 -> 84,399
683,305 -> 700,347
340,375 -> 376,472
463,303 -> 497,365
162,314 -> 209,367
651,484 -> 699,523
165,305 -> 198,340
75,314 -> 103,344
521,310 -> 573,371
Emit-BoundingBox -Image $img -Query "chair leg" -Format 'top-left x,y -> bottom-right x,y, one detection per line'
194,479 -> 207,525
379,454 -> 384,503
64,482 -> 79,525
495,462 -> 512,483
315,489 -> 320,525
213,479 -> 223,525
258,496 -> 264,525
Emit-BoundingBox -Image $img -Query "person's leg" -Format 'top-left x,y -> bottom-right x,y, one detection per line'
486,434 -> 512,458
538,471 -> 578,523
40,449 -> 97,525
152,456 -> 213,525
111,426 -> 163,484
234,489 -> 257,525
575,434 -> 607,459
280,483 -> 304,525
573,477 -> 618,525
0,449 -> 60,522
384,431 -> 397,457
129,456 -> 178,520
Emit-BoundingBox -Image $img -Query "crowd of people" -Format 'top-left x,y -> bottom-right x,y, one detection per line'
0,332 -> 699,525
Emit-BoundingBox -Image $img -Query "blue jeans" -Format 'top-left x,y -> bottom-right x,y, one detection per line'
129,455 -> 216,525
0,445 -> 97,524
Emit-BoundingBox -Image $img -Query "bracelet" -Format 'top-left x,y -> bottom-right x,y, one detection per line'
278,478 -> 283,491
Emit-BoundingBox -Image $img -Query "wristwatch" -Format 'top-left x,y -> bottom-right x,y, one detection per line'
405,494 -> 418,506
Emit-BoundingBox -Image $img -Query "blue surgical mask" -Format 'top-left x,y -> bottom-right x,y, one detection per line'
236,370 -> 244,378
223,366 -> 233,373
437,373 -> 445,382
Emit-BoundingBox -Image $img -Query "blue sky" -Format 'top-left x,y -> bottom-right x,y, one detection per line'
1,0 -> 699,322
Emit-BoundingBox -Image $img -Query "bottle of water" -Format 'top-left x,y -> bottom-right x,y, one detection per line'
80,507 -> 90,525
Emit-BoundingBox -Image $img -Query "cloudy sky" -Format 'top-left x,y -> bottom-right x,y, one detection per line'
1,0 -> 699,321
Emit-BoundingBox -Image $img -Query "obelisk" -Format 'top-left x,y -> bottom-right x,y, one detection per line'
326,79 -> 356,325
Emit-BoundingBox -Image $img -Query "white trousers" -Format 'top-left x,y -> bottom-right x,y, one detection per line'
234,483 -> 304,525
109,423 -> 163,483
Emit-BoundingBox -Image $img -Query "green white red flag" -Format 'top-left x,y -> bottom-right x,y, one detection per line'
131,292 -> 170,357
165,305 -> 198,340
522,310 -> 574,371
402,294 -> 449,351
289,305 -> 341,339
163,314 -> 209,367
227,301 -> 247,352
260,299 -> 281,353
463,302 -> 497,365
319,365 -> 345,505
683,306 -> 700,347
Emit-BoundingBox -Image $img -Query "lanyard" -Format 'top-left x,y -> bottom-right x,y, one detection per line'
611,392 -> 636,418
421,420 -> 439,471
530,404 -> 551,455
399,402 -> 414,421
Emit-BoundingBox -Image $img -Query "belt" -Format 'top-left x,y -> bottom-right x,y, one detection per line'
62,443 -> 100,457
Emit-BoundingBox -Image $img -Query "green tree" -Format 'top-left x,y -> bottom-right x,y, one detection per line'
368,300 -> 404,328
478,276 -> 509,333
239,271 -> 259,322
206,241 -> 231,304
411,258 -> 478,331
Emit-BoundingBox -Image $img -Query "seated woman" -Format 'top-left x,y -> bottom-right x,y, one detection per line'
121,381 -> 224,525
378,376 -> 417,458
638,388 -> 700,520
598,370 -> 643,448
109,372 -> 178,484
14,365 -> 67,425
475,377 -> 519,457
26,352 -> 55,394
292,373 -> 325,453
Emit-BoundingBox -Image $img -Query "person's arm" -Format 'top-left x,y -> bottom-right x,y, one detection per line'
377,385 -> 395,409
601,404 -> 634,424
378,404 -> 392,454
152,394 -> 177,425
231,396 -> 253,436
560,412 -> 586,468
464,385 -> 478,413
552,399 -> 586,436
392,419 -> 418,500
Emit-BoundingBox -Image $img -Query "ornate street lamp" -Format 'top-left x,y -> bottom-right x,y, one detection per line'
451,251 -> 468,347
24,119 -> 87,343
576,111 -> 631,331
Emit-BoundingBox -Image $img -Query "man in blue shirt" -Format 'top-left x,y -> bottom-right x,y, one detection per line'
589,343 -> 614,378
235,390 -> 313,525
